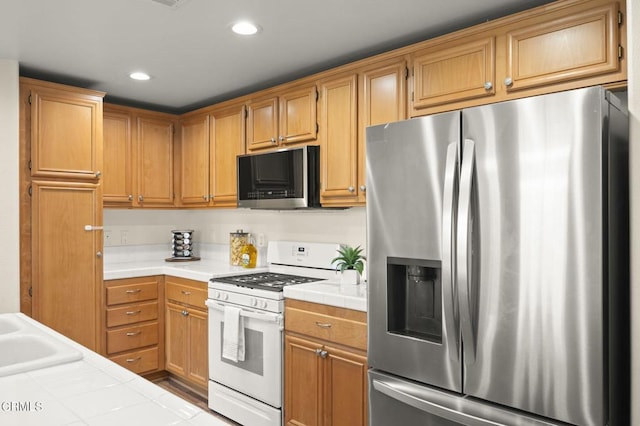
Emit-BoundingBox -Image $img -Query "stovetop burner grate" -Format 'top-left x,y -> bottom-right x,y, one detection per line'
214,272 -> 323,291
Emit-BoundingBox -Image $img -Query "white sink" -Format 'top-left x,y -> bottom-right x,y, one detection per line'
0,315 -> 24,335
0,313 -> 83,377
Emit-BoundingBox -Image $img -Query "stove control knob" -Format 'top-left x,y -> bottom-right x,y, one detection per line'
214,291 -> 221,299
260,300 -> 268,309
223,293 -> 229,301
250,298 -> 258,307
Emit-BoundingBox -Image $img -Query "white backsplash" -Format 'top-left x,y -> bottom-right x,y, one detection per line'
103,207 -> 367,252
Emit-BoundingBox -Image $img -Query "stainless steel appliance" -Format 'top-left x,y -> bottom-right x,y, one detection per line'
237,145 -> 320,209
206,241 -> 340,426
366,87 -> 629,425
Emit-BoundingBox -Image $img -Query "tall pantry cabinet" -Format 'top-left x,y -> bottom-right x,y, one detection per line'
19,78 -> 105,352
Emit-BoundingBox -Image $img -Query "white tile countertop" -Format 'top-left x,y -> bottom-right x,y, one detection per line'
103,244 -> 267,282
0,313 -> 228,426
104,258 -> 262,282
104,244 -> 367,312
283,281 -> 368,312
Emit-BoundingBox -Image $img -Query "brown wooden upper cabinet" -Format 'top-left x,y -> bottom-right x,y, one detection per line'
411,0 -> 625,116
179,114 -> 210,206
137,115 -> 175,207
247,84 -> 318,151
504,2 -> 621,92
320,58 -> 407,207
103,109 -> 133,205
209,103 -> 246,207
103,104 -> 178,208
178,103 -> 246,207
28,81 -> 103,180
412,34 -> 496,110
357,58 -> 408,203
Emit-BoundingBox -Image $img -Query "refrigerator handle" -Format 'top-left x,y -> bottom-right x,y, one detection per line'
372,379 -> 496,426
442,141 -> 460,362
457,138 -> 477,363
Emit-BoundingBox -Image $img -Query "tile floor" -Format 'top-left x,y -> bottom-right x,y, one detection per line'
154,378 -> 238,425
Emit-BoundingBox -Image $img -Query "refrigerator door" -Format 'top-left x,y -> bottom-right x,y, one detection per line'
460,87 -> 607,425
366,111 -> 462,392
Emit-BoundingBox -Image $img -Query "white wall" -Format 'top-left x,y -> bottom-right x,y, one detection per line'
0,60 -> 20,313
628,0 -> 640,422
104,207 -> 367,249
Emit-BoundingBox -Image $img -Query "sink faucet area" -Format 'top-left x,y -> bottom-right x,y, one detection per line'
0,313 -> 82,377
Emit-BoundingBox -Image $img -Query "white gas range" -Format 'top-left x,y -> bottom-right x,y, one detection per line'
206,241 -> 341,426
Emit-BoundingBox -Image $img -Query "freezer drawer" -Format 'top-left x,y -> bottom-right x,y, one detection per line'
368,370 -> 565,426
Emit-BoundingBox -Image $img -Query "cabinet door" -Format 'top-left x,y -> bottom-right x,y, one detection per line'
30,87 -> 103,180
413,35 -> 495,110
318,73 -> 358,206
31,180 -> 102,351
323,345 -> 368,426
103,110 -> 133,205
505,3 -> 620,92
358,59 -> 407,202
210,104 -> 246,207
247,96 -> 279,151
279,85 -> 318,145
137,116 -> 175,206
180,114 -> 210,205
165,302 -> 188,376
186,308 -> 208,388
285,334 -> 323,426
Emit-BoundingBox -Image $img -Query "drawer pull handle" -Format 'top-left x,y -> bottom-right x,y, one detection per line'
181,290 -> 192,295
125,357 -> 142,363
125,289 -> 142,294
125,310 -> 141,315
315,322 -> 332,328
126,331 -> 141,337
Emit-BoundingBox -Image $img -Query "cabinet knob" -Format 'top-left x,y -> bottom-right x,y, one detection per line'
138,195 -> 144,202
203,195 -> 209,201
95,171 -> 102,178
128,195 -> 133,201
348,186 -> 355,193
359,185 -> 366,192
315,348 -> 323,356
96,251 -> 102,258
181,310 -> 189,316
504,77 -> 513,87
484,81 -> 493,90
279,135 -> 285,142
320,350 -> 328,358
270,137 -> 277,144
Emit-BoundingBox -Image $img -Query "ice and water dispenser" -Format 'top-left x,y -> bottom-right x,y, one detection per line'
387,258 -> 442,344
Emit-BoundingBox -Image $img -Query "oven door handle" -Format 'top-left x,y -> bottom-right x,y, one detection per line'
205,299 -> 284,330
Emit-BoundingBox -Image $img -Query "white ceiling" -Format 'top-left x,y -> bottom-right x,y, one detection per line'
0,0 -> 554,113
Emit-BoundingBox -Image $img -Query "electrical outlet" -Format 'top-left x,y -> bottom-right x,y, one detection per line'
257,233 -> 266,247
120,230 -> 129,245
104,230 -> 112,246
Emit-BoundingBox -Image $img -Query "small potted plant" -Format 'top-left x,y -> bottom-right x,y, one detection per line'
331,245 -> 366,285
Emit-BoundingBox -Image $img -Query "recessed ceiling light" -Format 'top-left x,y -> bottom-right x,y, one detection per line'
129,72 -> 151,81
231,21 -> 260,35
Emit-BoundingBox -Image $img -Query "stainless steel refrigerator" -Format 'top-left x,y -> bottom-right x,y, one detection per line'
366,86 -> 629,426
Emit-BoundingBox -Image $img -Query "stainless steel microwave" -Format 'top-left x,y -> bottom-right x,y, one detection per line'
237,145 -> 321,209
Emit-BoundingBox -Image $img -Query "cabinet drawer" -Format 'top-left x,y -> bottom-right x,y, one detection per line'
285,306 -> 367,351
107,322 -> 158,354
106,280 -> 158,306
106,301 -> 158,327
166,281 -> 207,309
109,347 -> 159,374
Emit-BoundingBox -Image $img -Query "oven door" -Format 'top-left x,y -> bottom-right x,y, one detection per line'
206,299 -> 284,408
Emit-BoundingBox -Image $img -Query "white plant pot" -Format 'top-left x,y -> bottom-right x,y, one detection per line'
340,269 -> 360,285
